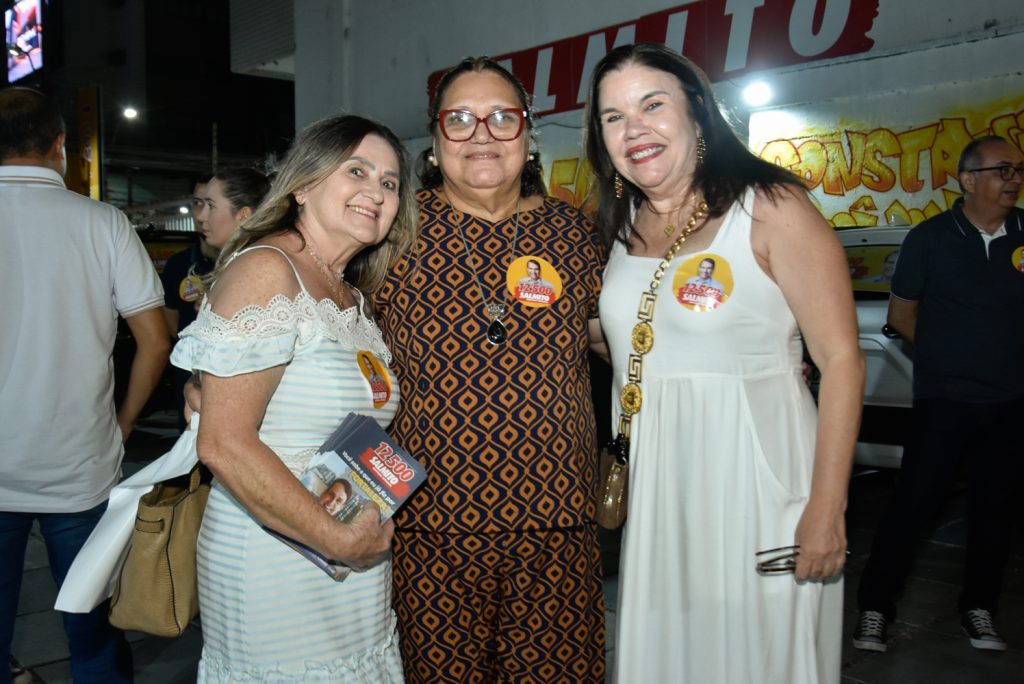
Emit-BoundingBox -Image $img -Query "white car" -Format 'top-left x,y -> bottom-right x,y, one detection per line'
837,226 -> 914,469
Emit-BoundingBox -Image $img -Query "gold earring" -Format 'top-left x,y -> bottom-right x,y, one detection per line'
696,134 -> 707,167
614,172 -> 624,199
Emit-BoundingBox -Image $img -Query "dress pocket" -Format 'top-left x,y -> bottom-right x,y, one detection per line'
738,378 -> 809,507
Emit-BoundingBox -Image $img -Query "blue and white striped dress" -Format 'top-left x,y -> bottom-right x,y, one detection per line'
172,246 -> 404,682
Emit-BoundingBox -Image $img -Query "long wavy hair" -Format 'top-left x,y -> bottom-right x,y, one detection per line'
584,43 -> 801,248
417,56 -> 546,198
214,115 -> 418,294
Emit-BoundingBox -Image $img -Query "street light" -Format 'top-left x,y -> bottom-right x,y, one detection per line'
106,106 -> 141,204
742,81 -> 773,107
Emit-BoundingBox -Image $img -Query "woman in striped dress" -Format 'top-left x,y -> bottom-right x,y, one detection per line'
171,115 -> 418,682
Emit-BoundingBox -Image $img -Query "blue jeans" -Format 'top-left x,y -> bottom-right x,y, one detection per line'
0,502 -> 133,684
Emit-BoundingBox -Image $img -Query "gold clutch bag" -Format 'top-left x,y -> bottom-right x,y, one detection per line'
597,446 -> 629,530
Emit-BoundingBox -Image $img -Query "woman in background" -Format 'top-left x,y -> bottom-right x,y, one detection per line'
195,167 -> 271,254
164,169 -> 269,431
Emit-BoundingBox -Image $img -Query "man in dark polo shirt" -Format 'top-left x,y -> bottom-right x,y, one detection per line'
854,135 -> 1024,653
162,176 -> 215,337
161,176 -> 213,431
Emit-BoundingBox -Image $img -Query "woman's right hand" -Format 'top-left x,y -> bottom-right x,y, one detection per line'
183,373 -> 202,426
334,502 -> 395,572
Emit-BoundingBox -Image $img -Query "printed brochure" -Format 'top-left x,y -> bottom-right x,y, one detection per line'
265,413 -> 425,581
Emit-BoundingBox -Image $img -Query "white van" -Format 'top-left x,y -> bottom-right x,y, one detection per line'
838,227 -> 914,468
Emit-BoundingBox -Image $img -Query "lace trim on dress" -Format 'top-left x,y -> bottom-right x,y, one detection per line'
193,290 -> 392,363
196,619 -> 402,683
272,447 -> 319,477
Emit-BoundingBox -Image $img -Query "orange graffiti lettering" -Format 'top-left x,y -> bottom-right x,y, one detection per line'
931,118 -> 973,190
861,129 -> 898,193
549,158 -> 580,206
760,139 -> 800,169
882,199 -> 944,226
821,132 -> 866,195
895,125 -> 937,193
757,105 -> 1024,212
990,112 -> 1022,151
547,156 -> 597,213
794,140 -> 828,188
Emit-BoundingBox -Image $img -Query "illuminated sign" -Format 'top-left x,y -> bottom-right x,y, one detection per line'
4,0 -> 43,83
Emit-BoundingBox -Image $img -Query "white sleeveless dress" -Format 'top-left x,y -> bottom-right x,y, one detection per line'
171,246 -> 405,682
600,190 -> 842,683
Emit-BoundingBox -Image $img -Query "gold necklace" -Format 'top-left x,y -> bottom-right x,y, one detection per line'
649,198 -> 701,236
610,199 -> 709,462
447,199 -> 522,345
304,234 -> 344,304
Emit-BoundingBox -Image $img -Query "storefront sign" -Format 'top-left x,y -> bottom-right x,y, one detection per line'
429,0 -> 879,116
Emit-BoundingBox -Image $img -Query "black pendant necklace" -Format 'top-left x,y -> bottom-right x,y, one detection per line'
485,302 -> 509,344
448,199 -> 521,346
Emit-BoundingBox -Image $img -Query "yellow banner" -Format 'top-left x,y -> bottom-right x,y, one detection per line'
77,86 -> 102,200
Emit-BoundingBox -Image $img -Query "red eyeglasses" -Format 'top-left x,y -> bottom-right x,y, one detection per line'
436,108 -> 528,142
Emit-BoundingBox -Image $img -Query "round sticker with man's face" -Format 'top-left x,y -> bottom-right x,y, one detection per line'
1012,246 -> 1024,273
179,274 -> 206,303
672,253 -> 734,312
357,351 -> 392,408
506,256 -> 563,308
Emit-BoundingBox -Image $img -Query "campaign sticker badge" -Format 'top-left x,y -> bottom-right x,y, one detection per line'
1012,246 -> 1024,273
672,253 -> 734,312
179,274 -> 206,303
507,256 -> 562,308
357,351 -> 392,408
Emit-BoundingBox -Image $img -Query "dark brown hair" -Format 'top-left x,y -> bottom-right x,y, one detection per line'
211,167 -> 271,216
418,56 -> 545,197
584,44 -> 801,248
0,87 -> 65,161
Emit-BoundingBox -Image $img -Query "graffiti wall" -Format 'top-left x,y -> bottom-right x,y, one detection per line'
521,74 -> 1024,226
751,76 -> 1024,227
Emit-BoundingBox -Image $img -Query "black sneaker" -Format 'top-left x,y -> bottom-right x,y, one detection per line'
852,610 -> 888,652
961,609 -> 1007,651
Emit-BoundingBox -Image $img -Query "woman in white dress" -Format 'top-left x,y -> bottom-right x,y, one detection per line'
584,44 -> 865,682
172,115 -> 417,681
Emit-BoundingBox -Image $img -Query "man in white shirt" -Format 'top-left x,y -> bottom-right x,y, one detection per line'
0,87 -> 170,683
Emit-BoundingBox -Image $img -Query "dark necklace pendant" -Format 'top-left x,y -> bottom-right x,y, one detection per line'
486,319 -> 508,345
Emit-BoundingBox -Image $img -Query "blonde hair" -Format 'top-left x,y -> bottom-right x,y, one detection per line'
212,115 -> 418,294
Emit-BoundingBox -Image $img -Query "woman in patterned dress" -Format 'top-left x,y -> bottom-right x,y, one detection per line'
172,115 -> 417,681
375,57 -> 608,683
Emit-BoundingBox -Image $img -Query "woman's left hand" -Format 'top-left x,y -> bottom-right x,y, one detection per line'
751,186 -> 861,584
793,502 -> 847,581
